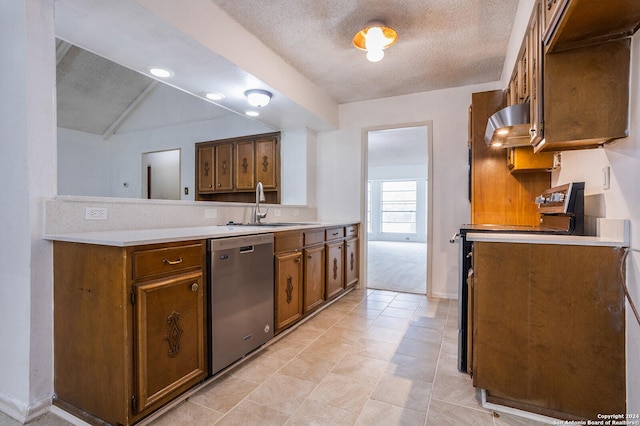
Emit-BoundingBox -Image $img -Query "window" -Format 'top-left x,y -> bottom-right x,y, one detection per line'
381,181 -> 417,233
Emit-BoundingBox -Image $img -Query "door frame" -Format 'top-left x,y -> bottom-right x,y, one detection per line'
361,121 -> 434,296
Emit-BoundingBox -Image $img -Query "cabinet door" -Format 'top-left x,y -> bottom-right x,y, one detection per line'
255,137 -> 277,189
235,140 -> 255,191
133,271 -> 206,415
214,143 -> 233,192
344,237 -> 358,288
303,245 -> 325,314
325,241 -> 344,299
197,146 -> 214,193
275,251 -> 303,332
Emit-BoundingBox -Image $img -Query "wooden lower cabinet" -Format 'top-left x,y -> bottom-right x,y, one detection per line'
472,241 -> 625,420
344,237 -> 358,288
325,240 -> 344,299
274,251 -> 303,332
303,245 -> 325,313
53,240 -> 207,426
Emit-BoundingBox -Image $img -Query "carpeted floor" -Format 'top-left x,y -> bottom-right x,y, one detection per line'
367,241 -> 427,294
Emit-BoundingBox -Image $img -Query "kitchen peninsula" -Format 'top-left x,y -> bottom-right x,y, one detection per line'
46,218 -> 359,426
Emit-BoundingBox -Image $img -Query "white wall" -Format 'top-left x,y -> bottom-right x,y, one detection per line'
0,0 -> 56,421
552,30 -> 640,415
316,82 -> 500,298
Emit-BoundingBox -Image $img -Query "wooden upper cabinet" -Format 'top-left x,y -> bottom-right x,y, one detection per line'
197,146 -> 214,193
543,0 -> 640,53
528,1 -> 544,146
234,140 -> 255,190
214,143 -> 233,191
255,136 -> 278,189
195,132 -> 281,203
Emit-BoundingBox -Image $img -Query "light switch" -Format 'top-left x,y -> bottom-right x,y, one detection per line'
602,166 -> 610,190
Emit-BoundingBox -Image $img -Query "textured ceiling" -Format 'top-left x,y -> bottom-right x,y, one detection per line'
211,0 -> 519,103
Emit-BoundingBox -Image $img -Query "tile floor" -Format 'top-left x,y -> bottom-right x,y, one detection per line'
1,288 -> 547,426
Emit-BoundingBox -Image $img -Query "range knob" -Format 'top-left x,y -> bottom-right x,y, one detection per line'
535,195 -> 547,204
550,192 -> 565,202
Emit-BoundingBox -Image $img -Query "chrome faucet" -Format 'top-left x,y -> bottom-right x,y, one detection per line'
253,181 -> 267,224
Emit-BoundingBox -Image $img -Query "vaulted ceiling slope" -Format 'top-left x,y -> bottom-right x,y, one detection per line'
54,0 -> 519,134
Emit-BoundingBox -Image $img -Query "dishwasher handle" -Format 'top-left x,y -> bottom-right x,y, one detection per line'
240,245 -> 255,254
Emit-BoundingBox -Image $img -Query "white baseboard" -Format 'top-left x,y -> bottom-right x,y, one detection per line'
0,392 -> 51,424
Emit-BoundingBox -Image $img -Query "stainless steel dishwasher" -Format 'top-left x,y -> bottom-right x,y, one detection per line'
208,233 -> 274,374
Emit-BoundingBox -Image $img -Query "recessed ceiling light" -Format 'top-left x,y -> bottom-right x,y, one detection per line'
149,67 -> 173,78
245,111 -> 260,117
205,92 -> 224,101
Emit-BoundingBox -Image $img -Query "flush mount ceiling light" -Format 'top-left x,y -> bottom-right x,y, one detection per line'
148,67 -> 173,78
353,21 -> 398,63
205,92 -> 224,101
244,89 -> 272,107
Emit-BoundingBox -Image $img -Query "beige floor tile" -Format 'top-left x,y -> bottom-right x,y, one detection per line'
370,373 -> 432,413
286,399 -> 359,426
356,400 -> 426,426
381,306 -> 416,319
215,399 -> 290,426
394,293 -> 428,302
189,375 -> 258,413
440,336 -> 458,355
410,315 -> 447,330
362,324 -> 406,343
332,353 -> 388,383
247,373 -> 316,415
153,400 -> 223,426
415,304 -> 450,319
493,411 -> 550,425
426,399 -> 495,425
371,315 -> 411,330
279,355 -> 337,383
0,412 -> 19,426
347,304 -> 383,319
357,299 -> 392,311
228,354 -> 286,384
336,313 -> 376,331
388,299 -> 421,310
403,324 -> 443,344
263,337 -> 311,362
349,336 -> 397,361
320,324 -> 366,344
298,336 -> 353,363
431,366 -> 488,412
308,373 -> 375,413
443,325 -> 458,340
19,414 -> 73,426
386,352 -> 438,383
396,337 -> 441,361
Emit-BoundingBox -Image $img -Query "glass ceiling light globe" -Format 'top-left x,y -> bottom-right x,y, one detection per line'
245,89 -> 272,107
366,48 -> 384,62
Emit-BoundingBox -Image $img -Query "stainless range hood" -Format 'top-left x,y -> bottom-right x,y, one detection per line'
485,102 -> 532,148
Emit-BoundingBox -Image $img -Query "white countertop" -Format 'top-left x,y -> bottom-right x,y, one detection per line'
467,232 -> 629,247
43,223 -> 335,247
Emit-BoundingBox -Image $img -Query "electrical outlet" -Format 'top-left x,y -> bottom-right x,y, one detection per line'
205,208 -> 217,219
85,207 -> 108,220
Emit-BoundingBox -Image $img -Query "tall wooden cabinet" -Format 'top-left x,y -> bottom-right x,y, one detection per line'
53,240 -> 207,426
195,132 -> 280,203
472,241 -> 626,419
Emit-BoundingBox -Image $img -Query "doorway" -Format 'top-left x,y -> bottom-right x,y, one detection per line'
141,148 -> 181,200
365,125 -> 431,294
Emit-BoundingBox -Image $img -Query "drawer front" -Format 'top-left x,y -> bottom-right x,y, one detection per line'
345,225 -> 358,238
325,227 -> 345,241
303,229 -> 325,247
133,242 -> 204,280
274,231 -> 303,253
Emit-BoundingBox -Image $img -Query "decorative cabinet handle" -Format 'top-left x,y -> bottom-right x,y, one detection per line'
332,232 -> 339,236
204,162 -> 209,176
350,252 -> 355,271
164,311 -> 183,357
242,158 -> 249,173
262,156 -> 269,172
163,257 -> 183,265
222,160 -> 227,175
286,276 -> 293,304
191,283 -> 199,292
333,258 -> 338,280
